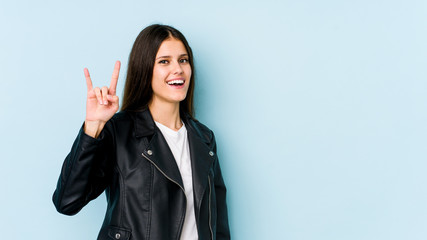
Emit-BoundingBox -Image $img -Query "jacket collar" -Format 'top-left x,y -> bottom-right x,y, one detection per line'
134,108 -> 156,138
133,108 -> 211,145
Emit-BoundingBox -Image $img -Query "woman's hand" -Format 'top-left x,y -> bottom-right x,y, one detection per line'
83,61 -> 121,138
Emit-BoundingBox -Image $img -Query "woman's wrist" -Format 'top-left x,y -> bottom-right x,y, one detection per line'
84,120 -> 106,138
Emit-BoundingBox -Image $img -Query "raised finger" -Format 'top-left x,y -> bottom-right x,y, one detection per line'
84,68 -> 93,91
101,86 -> 108,105
94,87 -> 103,105
109,61 -> 121,95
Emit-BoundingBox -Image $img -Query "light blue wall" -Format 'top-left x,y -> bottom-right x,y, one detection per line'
1,0 -> 426,239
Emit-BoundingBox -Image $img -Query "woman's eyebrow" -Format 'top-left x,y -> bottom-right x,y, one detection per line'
156,54 -> 188,60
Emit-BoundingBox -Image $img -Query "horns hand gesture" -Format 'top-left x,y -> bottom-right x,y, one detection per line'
84,61 -> 121,138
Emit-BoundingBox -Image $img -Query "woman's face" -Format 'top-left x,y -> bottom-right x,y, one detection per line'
151,38 -> 191,106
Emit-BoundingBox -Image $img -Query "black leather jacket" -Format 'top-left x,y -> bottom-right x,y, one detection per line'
52,109 -> 230,240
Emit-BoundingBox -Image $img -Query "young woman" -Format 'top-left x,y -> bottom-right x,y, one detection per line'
53,24 -> 230,240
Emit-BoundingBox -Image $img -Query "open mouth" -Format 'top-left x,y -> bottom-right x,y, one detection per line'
167,79 -> 185,86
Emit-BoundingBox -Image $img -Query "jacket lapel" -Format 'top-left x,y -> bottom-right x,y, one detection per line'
186,119 -> 214,222
144,131 -> 185,189
135,109 -> 184,189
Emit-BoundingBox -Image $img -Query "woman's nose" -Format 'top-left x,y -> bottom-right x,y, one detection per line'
172,61 -> 183,74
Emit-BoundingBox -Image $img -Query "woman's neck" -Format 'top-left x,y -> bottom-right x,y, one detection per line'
148,99 -> 182,131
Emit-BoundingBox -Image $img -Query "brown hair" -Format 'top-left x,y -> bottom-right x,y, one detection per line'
121,24 -> 195,118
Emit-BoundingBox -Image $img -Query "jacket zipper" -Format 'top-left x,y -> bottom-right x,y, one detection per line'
208,176 -> 214,240
142,152 -> 187,239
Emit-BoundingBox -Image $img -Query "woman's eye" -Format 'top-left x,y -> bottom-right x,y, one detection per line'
159,60 -> 168,64
180,58 -> 189,63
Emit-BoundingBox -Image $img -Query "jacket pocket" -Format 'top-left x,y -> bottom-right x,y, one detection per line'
107,226 -> 132,240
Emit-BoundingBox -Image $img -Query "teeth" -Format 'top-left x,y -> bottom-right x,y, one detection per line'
167,80 -> 184,85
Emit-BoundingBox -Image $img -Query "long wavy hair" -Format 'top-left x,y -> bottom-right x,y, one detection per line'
121,24 -> 195,118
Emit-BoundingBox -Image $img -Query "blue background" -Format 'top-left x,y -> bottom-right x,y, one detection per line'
1,0 -> 426,239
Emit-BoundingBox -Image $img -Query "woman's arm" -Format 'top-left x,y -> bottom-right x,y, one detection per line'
52,62 -> 120,215
52,123 -> 114,215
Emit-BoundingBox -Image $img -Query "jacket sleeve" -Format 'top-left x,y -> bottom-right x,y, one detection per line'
212,133 -> 231,239
52,122 -> 114,215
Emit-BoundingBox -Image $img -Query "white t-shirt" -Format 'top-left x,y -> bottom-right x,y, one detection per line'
155,121 -> 198,240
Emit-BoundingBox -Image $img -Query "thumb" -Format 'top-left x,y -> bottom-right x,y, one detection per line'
107,95 -> 119,103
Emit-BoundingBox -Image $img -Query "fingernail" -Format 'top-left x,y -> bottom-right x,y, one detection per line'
104,101 -> 108,104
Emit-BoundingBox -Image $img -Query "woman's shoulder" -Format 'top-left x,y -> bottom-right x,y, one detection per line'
111,111 -> 132,121
105,111 -> 131,125
185,116 -> 216,144
104,111 -> 135,131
